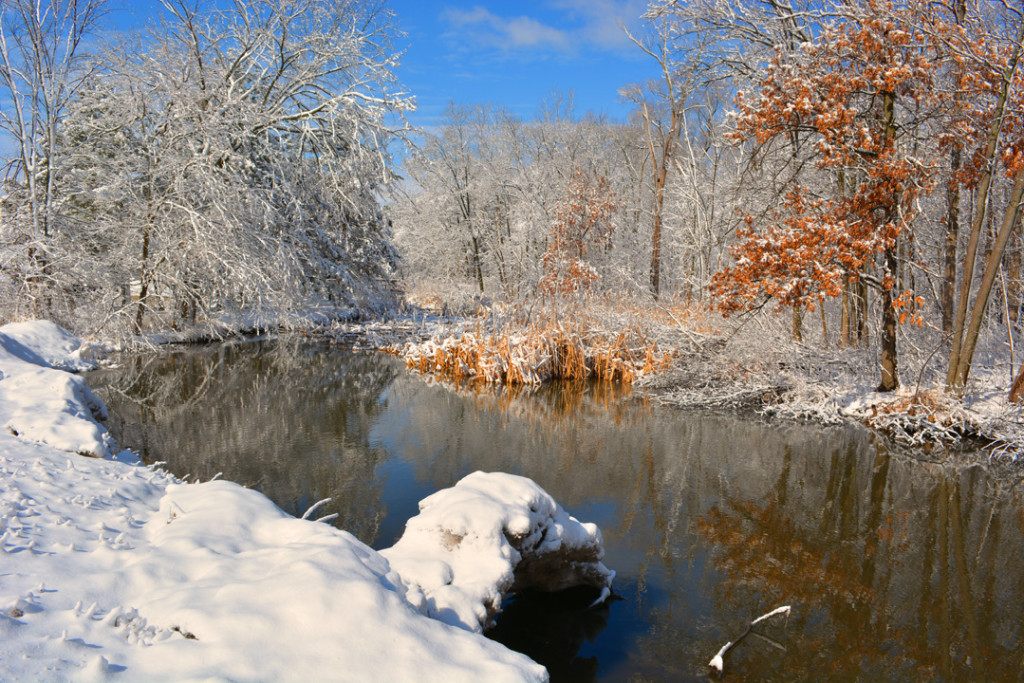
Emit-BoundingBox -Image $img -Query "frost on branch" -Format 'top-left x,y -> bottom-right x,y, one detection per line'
708,605 -> 792,676
381,471 -> 614,632
2,0 -> 410,341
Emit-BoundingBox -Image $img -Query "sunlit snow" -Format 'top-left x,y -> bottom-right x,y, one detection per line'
0,320 -> 612,681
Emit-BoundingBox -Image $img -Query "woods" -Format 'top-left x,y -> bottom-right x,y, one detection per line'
1,0 -> 410,340
394,0 -> 1024,399
6,4 -> 1024,681
4,0 -> 1024,401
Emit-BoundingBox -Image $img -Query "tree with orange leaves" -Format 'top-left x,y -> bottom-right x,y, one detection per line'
710,1 -> 938,391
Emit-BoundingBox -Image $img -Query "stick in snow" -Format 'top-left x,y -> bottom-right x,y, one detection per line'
708,605 -> 791,676
301,498 -> 332,520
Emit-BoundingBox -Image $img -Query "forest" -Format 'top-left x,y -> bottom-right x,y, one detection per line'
4,0 -> 1024,428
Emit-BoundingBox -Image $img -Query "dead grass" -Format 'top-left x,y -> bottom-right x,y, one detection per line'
867,389 -> 953,423
397,314 -> 674,386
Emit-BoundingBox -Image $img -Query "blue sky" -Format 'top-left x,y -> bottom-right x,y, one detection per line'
106,0 -> 655,126
387,1 -> 654,125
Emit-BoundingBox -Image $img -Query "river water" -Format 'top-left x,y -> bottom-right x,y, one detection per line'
87,337 -> 1024,682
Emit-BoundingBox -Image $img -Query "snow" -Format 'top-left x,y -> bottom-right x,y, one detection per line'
382,471 -> 615,632
706,605 -> 791,676
708,641 -> 731,674
0,320 -> 615,681
0,320 -> 99,373
0,322 -> 115,459
637,308 -> 1024,455
751,604 -> 791,625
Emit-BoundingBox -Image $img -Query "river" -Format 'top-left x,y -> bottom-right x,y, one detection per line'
87,337 -> 1024,681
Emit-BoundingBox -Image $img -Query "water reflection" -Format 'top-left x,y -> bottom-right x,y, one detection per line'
88,339 -> 1024,682
90,338 -> 397,542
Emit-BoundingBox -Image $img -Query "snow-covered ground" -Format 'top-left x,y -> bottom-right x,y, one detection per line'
0,321 -> 612,681
622,309 -> 1024,457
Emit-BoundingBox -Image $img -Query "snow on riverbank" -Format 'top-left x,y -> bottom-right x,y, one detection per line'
0,321 -> 114,459
626,310 -> 1024,456
0,320 -> 613,681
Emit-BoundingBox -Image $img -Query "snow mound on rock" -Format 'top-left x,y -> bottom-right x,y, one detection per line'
382,471 -> 615,632
0,453 -> 547,682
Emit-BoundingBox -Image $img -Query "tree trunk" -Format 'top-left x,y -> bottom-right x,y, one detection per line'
878,90 -> 899,391
948,19 -> 1024,389
1009,359 -> 1024,403
135,226 -> 152,334
942,0 -> 967,336
650,209 -> 663,298
879,247 -> 899,392
942,146 -> 961,334
820,302 -> 828,348
1007,232 -> 1022,324
840,281 -> 851,347
792,304 -> 803,342
637,98 -> 677,302
952,166 -> 1024,387
471,234 -> 485,294
857,278 -> 868,346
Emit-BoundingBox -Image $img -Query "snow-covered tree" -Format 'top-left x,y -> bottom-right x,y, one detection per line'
711,1 -> 939,391
394,99 -> 649,303
52,0 -> 411,336
933,1 -> 1024,390
0,0 -> 105,322
538,168 -> 618,299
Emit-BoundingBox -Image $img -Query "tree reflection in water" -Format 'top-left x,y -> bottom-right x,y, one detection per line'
89,338 -> 397,544
90,340 -> 1024,681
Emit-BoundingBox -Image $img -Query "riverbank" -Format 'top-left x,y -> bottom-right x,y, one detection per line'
53,289 -> 1024,457
0,320 -> 616,682
345,299 -> 1024,460
635,324 -> 1022,456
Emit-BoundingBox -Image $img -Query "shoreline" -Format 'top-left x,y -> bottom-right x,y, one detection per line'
93,310 -> 1024,465
3,319 -> 623,682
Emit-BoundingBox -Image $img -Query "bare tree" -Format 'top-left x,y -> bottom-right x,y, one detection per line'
621,18 -> 692,301
0,0 -> 104,319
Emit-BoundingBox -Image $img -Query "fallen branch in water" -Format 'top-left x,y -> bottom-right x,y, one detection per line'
708,605 -> 791,677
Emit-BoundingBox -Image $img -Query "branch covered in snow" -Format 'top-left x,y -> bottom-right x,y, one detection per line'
300,497 -> 333,520
708,605 -> 791,676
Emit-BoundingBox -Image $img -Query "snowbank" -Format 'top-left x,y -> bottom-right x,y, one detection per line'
0,320 -> 612,681
383,471 -> 615,632
0,321 -> 114,458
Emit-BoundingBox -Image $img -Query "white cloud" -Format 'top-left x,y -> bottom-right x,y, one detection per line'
443,6 -> 573,53
550,0 -> 649,50
441,1 -> 647,57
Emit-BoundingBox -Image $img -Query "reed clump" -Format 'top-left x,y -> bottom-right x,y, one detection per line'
400,315 -> 673,386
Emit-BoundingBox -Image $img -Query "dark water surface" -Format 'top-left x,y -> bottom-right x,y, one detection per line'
87,338 -> 1024,682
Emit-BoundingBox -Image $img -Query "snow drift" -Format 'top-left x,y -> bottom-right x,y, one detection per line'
0,320 -> 613,681
0,321 -> 113,458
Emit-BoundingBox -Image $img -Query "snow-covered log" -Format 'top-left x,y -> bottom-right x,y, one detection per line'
382,471 -> 615,632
